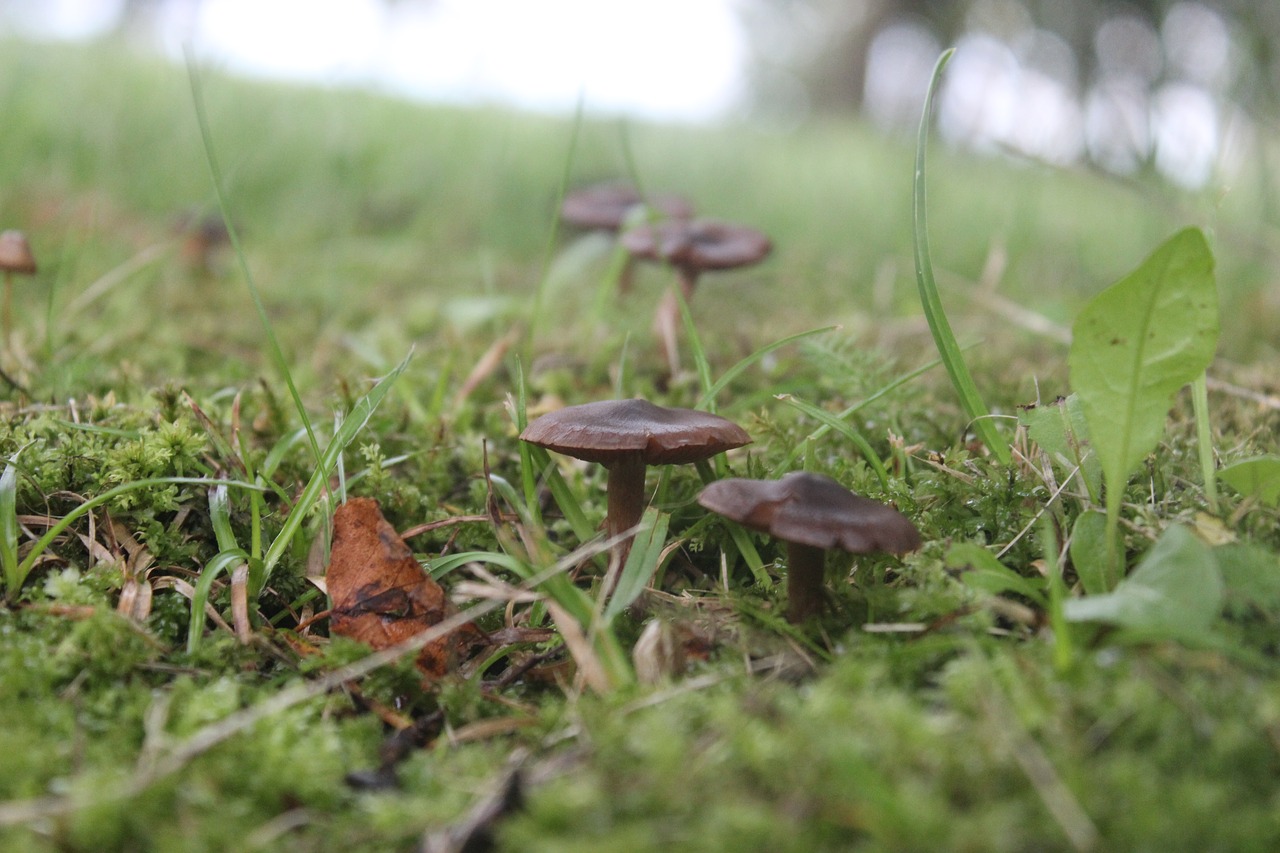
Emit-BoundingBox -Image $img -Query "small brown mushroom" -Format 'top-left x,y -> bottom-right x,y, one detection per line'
520,398 -> 750,569
560,182 -> 694,297
560,182 -> 694,233
175,212 -> 232,274
620,219 -> 771,376
0,230 -> 37,345
697,471 -> 921,623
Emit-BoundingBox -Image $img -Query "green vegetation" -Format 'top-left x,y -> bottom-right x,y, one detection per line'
2,39 -> 1279,851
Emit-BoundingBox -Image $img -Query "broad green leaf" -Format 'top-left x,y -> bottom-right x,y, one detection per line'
1068,510 -> 1110,595
1063,525 -> 1222,640
945,542 -> 1046,607
1068,227 -> 1218,584
1220,456 -> 1280,507
1021,394 -> 1101,501
1070,228 -> 1218,483
1216,542 -> 1280,616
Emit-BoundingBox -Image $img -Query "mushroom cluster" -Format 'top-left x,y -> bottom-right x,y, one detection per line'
557,181 -> 772,378
560,182 -> 693,235
698,471 -> 921,623
559,182 -> 694,296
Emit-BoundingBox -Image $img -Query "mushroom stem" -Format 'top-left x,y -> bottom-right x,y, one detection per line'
605,453 -> 648,562
2,272 -> 11,347
785,541 -> 827,623
653,269 -> 700,377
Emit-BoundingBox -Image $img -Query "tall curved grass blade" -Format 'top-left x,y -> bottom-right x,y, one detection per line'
208,483 -> 240,554
0,452 -> 20,600
186,56 -> 324,471
912,48 -> 1011,465
524,95 -> 585,361
187,548 -> 250,653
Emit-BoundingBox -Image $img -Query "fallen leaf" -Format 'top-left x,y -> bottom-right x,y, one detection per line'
327,497 -> 477,680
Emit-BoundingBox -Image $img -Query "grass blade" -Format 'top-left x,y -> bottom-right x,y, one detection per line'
186,56 -> 326,473
208,483 -> 240,554
187,548 -> 251,653
775,394 -> 890,489
524,95 -> 585,361
695,325 -> 839,412
0,451 -> 20,601
912,49 -> 1011,465
15,477 -> 263,594
1191,372 -> 1218,512
253,353 -> 412,597
776,355 -> 944,472
603,508 -> 669,622
674,285 -> 715,401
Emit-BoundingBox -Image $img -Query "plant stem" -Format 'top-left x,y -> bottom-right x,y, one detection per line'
1192,372 -> 1218,512
1,272 -> 12,349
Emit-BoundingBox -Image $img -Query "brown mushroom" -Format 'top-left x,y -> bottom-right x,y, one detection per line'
0,230 -> 37,345
520,398 -> 750,569
620,219 -> 771,376
560,182 -> 694,296
697,471 -> 921,623
560,182 -> 694,233
175,211 -> 231,274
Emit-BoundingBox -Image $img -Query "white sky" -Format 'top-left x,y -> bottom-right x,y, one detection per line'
0,0 -> 1239,184
1,0 -> 750,121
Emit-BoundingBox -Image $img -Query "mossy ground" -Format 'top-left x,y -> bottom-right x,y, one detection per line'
1,40 -> 1279,852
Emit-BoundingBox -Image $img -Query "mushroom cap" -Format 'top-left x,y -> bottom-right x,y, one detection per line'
0,230 -> 37,275
520,398 -> 750,466
560,182 -> 694,232
698,471 -> 922,554
620,219 -> 772,273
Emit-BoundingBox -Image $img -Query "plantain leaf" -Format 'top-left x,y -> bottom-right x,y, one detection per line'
946,542 -> 1046,607
1068,510 -> 1110,595
1220,456 -> 1280,508
1068,227 -> 1218,585
1063,525 -> 1222,642
1021,394 -> 1102,502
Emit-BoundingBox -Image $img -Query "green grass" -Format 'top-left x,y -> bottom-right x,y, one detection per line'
2,39 -> 1280,851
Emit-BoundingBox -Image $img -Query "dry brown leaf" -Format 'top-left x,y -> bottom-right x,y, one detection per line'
326,497 -> 477,680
